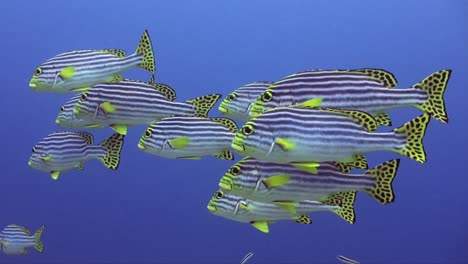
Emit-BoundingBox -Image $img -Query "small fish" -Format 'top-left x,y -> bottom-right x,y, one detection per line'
232,100 -> 431,168
249,69 -> 451,126
240,252 -> 254,264
207,189 -> 356,233
72,80 -> 221,135
0,225 -> 44,255
138,116 -> 238,160
29,30 -> 155,93
220,157 -> 400,205
219,81 -> 273,121
56,76 -> 176,129
28,131 -> 125,180
337,255 -> 360,264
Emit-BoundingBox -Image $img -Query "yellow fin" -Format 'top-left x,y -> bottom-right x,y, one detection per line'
177,156 -> 201,160
239,202 -> 251,211
373,112 -> 392,127
251,221 -> 269,233
105,74 -> 123,83
298,98 -> 322,108
1,241 -> 8,247
99,133 -> 125,169
290,162 -> 320,174
351,68 -> 398,88
76,132 -> 94,144
84,124 -> 104,129
110,124 -> 127,135
413,69 -> 451,123
135,30 -> 155,74
393,114 -> 430,163
319,107 -> 378,132
33,225 -> 45,253
41,155 -> 52,162
365,159 -> 400,205
273,201 -> 298,214
59,66 -> 75,79
275,138 -> 296,151
50,171 -> 60,180
101,49 -> 126,58
322,191 -> 357,224
295,215 -> 312,224
100,102 -> 116,113
71,87 -> 90,92
214,149 -> 234,160
186,94 -> 221,118
76,161 -> 85,170
169,137 -> 190,149
263,174 -> 290,189
211,118 -> 238,133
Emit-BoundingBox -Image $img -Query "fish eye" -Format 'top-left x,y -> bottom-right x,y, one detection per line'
144,129 -> 152,137
215,191 -> 224,199
60,106 -> 65,112
227,93 -> 236,101
242,124 -> 254,135
34,67 -> 42,76
229,165 -> 241,176
261,91 -> 273,102
80,93 -> 87,101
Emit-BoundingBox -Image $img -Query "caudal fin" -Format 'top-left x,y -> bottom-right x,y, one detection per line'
393,114 -> 430,163
33,225 -> 44,253
414,70 -> 451,123
186,94 -> 221,118
364,159 -> 400,205
99,133 -> 125,169
322,191 -> 356,224
135,30 -> 155,74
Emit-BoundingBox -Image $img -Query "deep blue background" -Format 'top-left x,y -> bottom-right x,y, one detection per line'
1,0 -> 466,263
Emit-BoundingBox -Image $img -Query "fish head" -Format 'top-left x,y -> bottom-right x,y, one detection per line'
231,118 -> 274,159
219,157 -> 259,193
207,190 -> 252,218
72,90 -> 101,119
249,87 -> 286,118
138,124 -> 165,153
56,95 -> 101,129
28,144 -> 53,172
29,53 -> 79,92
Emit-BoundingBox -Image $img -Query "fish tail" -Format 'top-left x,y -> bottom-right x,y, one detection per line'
364,159 -> 400,205
33,225 -> 45,253
393,114 -> 430,163
99,133 -> 125,170
322,191 -> 356,224
414,70 -> 451,123
186,94 -> 222,118
373,112 -> 392,127
214,149 -> 234,160
135,30 -> 155,74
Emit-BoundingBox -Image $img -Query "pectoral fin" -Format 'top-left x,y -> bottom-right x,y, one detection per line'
290,162 -> 320,174
263,174 -> 290,189
110,124 -> 127,135
169,137 -> 190,149
273,201 -> 298,214
100,102 -> 116,113
59,66 -> 75,79
275,138 -> 296,151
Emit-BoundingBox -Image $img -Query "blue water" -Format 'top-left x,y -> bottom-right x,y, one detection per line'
1,0 -> 466,263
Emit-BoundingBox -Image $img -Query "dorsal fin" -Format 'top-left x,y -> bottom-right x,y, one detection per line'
349,68 -> 397,88
101,49 -> 126,58
211,118 -> 238,133
76,132 -> 94,144
151,83 -> 176,102
318,107 -> 378,132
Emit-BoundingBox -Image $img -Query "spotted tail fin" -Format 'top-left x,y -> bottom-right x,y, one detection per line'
393,114 -> 430,163
364,159 -> 400,205
33,225 -> 44,253
414,70 -> 451,123
135,30 -> 155,74
99,133 -> 125,169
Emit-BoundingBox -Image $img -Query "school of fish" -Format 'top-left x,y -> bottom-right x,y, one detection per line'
11,29 -> 452,255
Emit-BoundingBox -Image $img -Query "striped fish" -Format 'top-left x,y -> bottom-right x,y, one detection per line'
138,116 -> 238,160
232,100 -> 431,169
337,255 -> 360,264
219,81 -> 273,121
29,30 -> 155,93
220,157 -> 400,205
207,189 -> 356,233
0,225 -> 44,255
249,69 -> 451,126
28,131 -> 125,180
72,80 -> 221,135
56,76 -> 176,130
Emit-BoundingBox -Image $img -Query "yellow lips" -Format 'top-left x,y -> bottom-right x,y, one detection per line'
137,142 -> 146,150
207,204 -> 217,212
231,142 -> 245,152
219,180 -> 232,191
29,81 -> 37,88
218,105 -> 228,114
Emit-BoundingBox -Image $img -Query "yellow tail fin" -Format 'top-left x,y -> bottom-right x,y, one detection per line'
365,159 -> 400,205
322,191 -> 356,224
414,70 -> 451,123
135,30 -> 155,74
33,225 -> 45,253
99,133 -> 125,169
393,114 -> 430,163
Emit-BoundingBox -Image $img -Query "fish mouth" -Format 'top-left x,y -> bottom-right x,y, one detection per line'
137,142 -> 146,150
27,160 -> 32,167
55,118 -> 62,125
231,142 -> 245,153
219,179 -> 232,191
29,81 -> 37,88
218,105 -> 228,114
207,204 -> 217,212
249,109 -> 262,118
